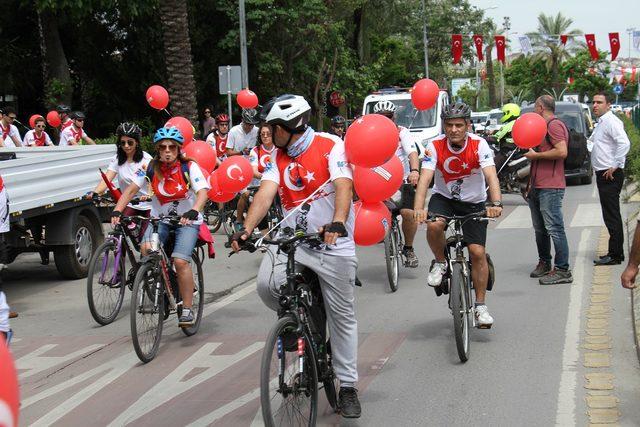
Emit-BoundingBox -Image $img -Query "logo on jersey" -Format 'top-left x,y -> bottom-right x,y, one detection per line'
283,162 -> 315,191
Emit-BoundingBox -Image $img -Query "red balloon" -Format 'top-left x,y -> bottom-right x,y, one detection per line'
353,201 -> 392,246
512,112 -> 547,149
207,172 -> 236,202
354,155 -> 403,203
345,114 -> 399,168
183,140 -> 217,173
46,111 -> 61,128
0,340 -> 19,427
217,156 -> 254,193
236,89 -> 259,109
29,114 -> 44,129
165,116 -> 194,145
146,85 -> 169,110
411,78 -> 439,111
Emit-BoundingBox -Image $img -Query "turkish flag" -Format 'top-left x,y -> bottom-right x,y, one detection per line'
609,32 -> 620,61
472,34 -> 484,61
585,34 -> 599,60
560,34 -> 568,45
495,35 -> 506,64
452,34 -> 463,64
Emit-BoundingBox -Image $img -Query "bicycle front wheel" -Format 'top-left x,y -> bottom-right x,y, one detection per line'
181,252 -> 205,337
384,226 -> 399,292
87,240 -> 126,325
130,262 -> 165,363
450,261 -> 471,363
261,316 -> 318,427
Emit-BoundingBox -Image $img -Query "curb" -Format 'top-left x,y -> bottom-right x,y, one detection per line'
622,179 -> 640,366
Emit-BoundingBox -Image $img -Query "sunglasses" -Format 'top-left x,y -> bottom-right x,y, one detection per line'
75,119 -> 85,122
120,140 -> 136,147
158,144 -> 178,152
35,124 -> 45,129
7,116 -> 16,121
260,132 -> 272,137
218,123 -> 229,126
204,110 -> 211,114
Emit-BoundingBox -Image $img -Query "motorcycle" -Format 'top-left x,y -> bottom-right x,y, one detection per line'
484,134 -> 530,196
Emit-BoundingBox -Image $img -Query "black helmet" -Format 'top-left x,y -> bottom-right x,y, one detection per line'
259,94 -> 311,133
331,115 -> 346,126
116,122 -> 142,141
56,104 -> 71,114
441,102 -> 471,121
241,108 -> 260,125
71,111 -> 86,120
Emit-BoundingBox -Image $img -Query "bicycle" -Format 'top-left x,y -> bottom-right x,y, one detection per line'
383,209 -> 405,293
247,185 -> 283,234
129,215 -> 205,363
428,211 -> 494,363
203,199 -> 237,235
235,229 -> 340,426
86,196 -> 146,325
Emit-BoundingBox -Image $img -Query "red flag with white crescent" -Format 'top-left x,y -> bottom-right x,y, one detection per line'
609,32 -> 620,61
452,34 -> 463,64
472,34 -> 484,61
494,35 -> 506,64
585,34 -> 599,60
560,34 -> 568,45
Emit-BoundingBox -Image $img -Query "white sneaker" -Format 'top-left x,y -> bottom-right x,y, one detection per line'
427,261 -> 447,287
475,305 -> 494,328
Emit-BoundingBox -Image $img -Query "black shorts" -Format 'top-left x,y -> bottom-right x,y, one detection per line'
428,193 -> 487,246
400,183 -> 416,211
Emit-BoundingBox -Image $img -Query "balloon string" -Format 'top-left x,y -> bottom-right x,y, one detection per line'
256,177 -> 332,247
12,119 -> 30,132
407,109 -> 419,130
162,108 -> 173,118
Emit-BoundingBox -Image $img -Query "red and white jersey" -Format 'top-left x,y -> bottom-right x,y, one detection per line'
262,131 -> 355,257
61,118 -> 73,130
422,133 -> 494,203
23,130 -> 53,146
59,125 -> 88,146
0,123 -> 20,147
206,132 -> 229,160
249,144 -> 275,174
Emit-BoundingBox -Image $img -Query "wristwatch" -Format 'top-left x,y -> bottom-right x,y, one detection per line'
410,168 -> 420,173
486,201 -> 503,208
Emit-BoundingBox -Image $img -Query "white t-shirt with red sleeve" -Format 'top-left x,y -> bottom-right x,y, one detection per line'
23,130 -> 53,146
421,133 -> 494,203
396,126 -> 418,179
59,125 -> 89,146
0,123 -> 21,147
261,131 -> 355,257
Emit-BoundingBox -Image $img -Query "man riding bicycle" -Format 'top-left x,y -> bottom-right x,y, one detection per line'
231,94 -> 362,418
329,115 -> 346,139
112,126 -> 210,327
413,102 -> 503,328
373,100 -> 420,267
206,113 -> 230,164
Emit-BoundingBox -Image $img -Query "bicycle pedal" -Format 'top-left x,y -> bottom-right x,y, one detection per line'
476,324 -> 492,330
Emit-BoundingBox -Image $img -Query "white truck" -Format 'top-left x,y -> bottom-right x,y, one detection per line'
362,87 -> 450,151
0,145 -> 115,279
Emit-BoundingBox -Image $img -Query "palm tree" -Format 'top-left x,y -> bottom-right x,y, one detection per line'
159,0 -> 198,125
528,12 -> 581,91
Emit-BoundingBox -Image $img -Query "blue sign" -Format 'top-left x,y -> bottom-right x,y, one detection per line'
613,84 -> 623,95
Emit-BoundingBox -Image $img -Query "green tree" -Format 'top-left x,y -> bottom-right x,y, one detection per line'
562,49 -> 610,101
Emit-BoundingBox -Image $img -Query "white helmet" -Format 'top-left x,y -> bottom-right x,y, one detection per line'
373,100 -> 397,115
259,94 -> 311,133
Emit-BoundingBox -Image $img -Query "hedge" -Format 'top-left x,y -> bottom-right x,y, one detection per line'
622,114 -> 640,181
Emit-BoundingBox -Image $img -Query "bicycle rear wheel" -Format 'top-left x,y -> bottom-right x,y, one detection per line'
450,262 -> 471,362
130,262 -> 165,363
261,315 -> 318,427
205,202 -> 223,233
181,252 -> 205,336
87,240 -> 126,325
383,225 -> 399,292
321,340 -> 339,412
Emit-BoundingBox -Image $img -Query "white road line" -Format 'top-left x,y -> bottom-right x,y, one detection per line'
496,205 -> 532,229
570,204 -> 604,228
591,183 -> 598,199
555,228 -> 592,426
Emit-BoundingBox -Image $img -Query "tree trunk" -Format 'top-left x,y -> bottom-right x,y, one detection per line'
159,0 -> 198,126
353,3 -> 368,64
38,10 -> 72,106
485,45 -> 497,108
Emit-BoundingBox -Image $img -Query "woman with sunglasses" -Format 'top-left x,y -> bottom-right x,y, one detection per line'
245,123 -> 277,235
23,116 -> 53,146
201,106 -> 216,137
112,126 -> 210,327
89,123 -> 152,231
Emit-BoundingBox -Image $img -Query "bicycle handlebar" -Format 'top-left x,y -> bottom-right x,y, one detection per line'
427,210 -> 487,222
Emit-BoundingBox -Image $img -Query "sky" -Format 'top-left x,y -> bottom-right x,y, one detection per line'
468,0 -> 640,60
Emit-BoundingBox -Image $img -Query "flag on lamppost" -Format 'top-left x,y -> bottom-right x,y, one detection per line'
560,34 -> 568,45
633,31 -> 640,50
495,35 -> 506,63
609,32 -> 620,61
518,35 -> 533,56
585,34 -> 599,60
472,35 -> 484,61
452,34 -> 463,64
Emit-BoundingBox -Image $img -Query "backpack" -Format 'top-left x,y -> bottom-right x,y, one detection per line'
547,118 -> 587,171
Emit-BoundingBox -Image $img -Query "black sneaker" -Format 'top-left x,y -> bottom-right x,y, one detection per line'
402,247 -> 419,268
339,387 -> 361,418
178,309 -> 195,327
529,261 -> 551,278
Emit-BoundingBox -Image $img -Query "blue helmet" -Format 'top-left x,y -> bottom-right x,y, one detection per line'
153,126 -> 184,145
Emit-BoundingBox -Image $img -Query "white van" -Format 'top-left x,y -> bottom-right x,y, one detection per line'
362,88 -> 449,152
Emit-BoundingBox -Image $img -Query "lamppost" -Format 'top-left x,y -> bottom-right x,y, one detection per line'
627,27 -> 637,62
239,0 -> 249,88
501,16 -> 511,106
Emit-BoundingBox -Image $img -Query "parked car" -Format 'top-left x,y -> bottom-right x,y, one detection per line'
483,108 -> 504,134
611,104 -> 623,114
471,111 -> 489,133
521,102 -> 593,185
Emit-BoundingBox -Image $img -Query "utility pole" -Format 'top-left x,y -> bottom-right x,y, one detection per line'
627,27 -> 637,62
501,16 -> 511,105
422,0 -> 429,79
239,0 -> 249,88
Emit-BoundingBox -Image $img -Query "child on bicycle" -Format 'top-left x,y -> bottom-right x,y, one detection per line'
112,126 -> 210,327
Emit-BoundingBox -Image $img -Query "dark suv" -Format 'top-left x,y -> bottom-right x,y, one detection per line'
522,102 -> 593,184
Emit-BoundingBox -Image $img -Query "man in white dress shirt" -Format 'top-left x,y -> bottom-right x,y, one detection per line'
590,91 -> 631,265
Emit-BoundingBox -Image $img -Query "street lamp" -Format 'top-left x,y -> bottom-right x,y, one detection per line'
627,27 -> 637,62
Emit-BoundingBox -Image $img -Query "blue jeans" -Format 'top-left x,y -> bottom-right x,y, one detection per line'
528,188 -> 570,270
142,222 -> 199,262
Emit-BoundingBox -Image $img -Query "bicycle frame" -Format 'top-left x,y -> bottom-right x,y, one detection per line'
100,222 -> 140,285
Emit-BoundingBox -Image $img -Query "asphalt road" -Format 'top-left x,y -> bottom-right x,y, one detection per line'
5,182 -> 640,426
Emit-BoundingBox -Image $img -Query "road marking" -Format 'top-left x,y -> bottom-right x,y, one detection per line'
16,343 -> 103,379
496,205 -> 532,229
570,203 -> 604,228
592,183 -> 598,199
555,228 -> 592,426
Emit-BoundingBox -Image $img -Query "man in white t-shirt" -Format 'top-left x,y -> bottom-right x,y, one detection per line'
0,107 -> 23,147
23,117 -> 53,146
414,102 -> 503,329
59,112 -> 95,146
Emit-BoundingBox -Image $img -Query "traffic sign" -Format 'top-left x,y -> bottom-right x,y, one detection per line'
613,84 -> 623,95
218,66 -> 242,95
